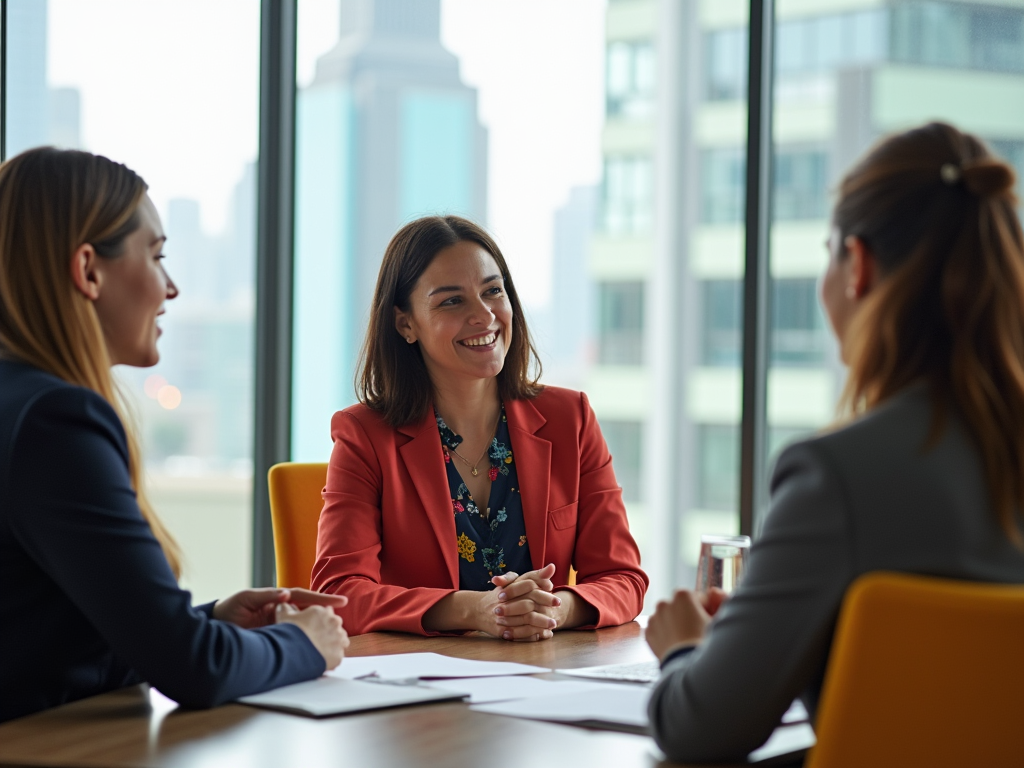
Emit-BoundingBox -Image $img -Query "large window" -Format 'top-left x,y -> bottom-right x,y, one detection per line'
4,0 -> 261,603
15,1 -> 1016,607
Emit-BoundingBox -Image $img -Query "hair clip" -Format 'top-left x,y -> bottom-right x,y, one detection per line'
940,163 -> 961,185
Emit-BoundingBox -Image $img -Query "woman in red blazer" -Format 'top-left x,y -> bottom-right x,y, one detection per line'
312,216 -> 648,638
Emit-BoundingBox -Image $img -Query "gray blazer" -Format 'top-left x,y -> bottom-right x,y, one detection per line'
648,384 -> 1024,764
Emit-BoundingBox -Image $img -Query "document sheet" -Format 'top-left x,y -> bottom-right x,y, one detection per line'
327,652 -> 548,681
424,675 -> 621,704
470,685 -> 650,730
237,677 -> 463,717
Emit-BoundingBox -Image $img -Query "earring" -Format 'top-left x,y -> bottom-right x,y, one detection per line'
406,337 -> 415,344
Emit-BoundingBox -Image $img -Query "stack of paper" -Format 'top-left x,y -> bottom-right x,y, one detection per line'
327,652 -> 548,681
237,677 -> 463,717
424,675 -> 621,704
470,685 -> 650,733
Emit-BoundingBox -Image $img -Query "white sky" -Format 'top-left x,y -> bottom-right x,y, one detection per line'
48,0 -> 260,235
49,0 -> 606,306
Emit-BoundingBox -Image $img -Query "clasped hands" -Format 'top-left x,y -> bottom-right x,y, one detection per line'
212,587 -> 348,628
479,563 -> 562,642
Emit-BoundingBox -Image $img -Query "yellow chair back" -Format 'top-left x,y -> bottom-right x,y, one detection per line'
267,462 -> 328,589
807,572 -> 1024,768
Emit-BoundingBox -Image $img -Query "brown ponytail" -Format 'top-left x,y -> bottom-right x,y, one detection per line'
835,122 -> 1024,543
0,147 -> 183,576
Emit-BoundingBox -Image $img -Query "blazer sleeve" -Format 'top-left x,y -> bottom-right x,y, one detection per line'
557,391 -> 649,627
7,388 -> 325,709
647,441 -> 854,764
311,411 -> 456,635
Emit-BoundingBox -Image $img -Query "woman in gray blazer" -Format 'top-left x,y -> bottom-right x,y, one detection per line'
645,122 -> 1024,764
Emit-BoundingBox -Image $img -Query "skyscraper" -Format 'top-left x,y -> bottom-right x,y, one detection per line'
292,0 -> 488,461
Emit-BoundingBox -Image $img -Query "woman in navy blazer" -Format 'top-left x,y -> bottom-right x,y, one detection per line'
0,148 -> 349,723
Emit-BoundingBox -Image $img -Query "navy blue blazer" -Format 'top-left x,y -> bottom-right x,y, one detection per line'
0,359 -> 324,723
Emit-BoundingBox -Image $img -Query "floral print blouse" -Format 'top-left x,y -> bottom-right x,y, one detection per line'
436,406 -> 532,591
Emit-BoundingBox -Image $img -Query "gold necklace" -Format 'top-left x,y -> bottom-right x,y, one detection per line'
446,412 -> 502,477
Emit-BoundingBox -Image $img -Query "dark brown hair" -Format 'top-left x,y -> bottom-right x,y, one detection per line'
834,122 -> 1024,542
358,215 -> 543,427
0,147 -> 182,575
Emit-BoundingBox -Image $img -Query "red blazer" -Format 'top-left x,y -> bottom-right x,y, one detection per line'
312,386 -> 648,635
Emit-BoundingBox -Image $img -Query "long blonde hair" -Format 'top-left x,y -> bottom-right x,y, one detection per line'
0,147 -> 182,576
834,122 -> 1024,542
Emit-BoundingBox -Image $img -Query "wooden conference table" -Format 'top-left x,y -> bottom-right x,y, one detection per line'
0,622 -> 803,768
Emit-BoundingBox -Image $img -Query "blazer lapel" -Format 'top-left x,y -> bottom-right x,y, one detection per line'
505,398 -> 550,571
398,412 -> 460,588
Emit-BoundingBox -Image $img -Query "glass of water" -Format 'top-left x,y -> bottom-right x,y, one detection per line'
695,534 -> 751,594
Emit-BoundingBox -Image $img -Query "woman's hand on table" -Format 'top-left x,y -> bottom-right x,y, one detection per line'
212,588 -> 349,629
644,588 -> 727,661
275,602 -> 350,670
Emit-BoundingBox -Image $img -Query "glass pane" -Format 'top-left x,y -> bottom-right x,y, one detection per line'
291,0 -> 747,603
6,0 -> 261,602
765,0 -> 1024,520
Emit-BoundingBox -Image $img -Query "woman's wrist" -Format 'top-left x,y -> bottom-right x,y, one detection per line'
553,590 -> 598,630
422,591 -> 480,633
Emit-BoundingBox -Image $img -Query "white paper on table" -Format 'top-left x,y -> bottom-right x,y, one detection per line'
470,685 -> 650,729
237,676 -> 464,717
424,676 -> 622,704
327,652 -> 548,681
748,723 -> 816,763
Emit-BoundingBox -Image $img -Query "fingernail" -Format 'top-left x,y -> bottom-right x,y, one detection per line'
549,619 -> 556,628
503,631 -> 511,640
496,617 -> 506,626
493,606 -> 503,616
554,598 -> 561,606
498,592 -> 506,600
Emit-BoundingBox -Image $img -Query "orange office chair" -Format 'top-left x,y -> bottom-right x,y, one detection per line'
267,462 -> 328,589
806,572 -> 1024,768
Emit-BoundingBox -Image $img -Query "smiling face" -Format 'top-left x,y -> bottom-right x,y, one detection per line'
92,195 -> 178,367
394,240 -> 513,389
